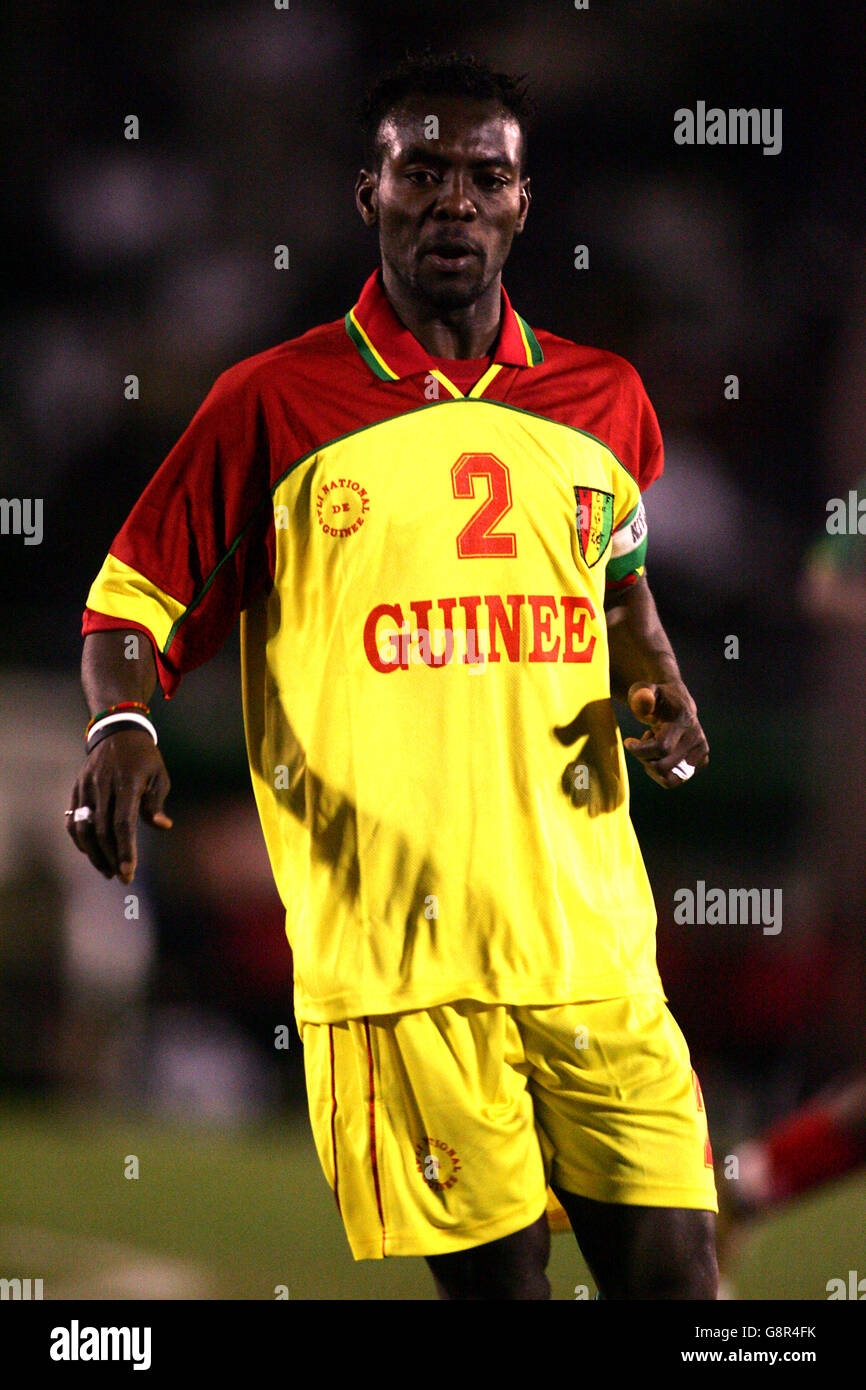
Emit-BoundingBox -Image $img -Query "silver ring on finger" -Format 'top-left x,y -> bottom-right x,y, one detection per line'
671,759 -> 694,782
73,806 -> 94,823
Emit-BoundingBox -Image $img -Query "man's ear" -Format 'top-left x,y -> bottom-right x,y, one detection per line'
355,168 -> 378,227
515,177 -> 531,235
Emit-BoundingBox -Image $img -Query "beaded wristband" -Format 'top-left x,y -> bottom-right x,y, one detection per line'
85,711 -> 158,753
86,701 -> 151,737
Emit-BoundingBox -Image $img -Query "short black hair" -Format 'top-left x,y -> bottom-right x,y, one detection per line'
359,50 -> 534,173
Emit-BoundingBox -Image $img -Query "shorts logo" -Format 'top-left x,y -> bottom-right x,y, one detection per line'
415,1137 -> 461,1191
574,486 -> 614,567
315,477 -> 371,538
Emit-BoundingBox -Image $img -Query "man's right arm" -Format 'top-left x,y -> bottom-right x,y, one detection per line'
70,364 -> 276,883
66,630 -> 173,884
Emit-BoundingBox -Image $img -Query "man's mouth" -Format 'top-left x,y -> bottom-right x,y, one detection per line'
422,242 -> 480,272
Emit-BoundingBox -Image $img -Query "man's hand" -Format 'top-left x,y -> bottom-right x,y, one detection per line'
623,680 -> 709,788
66,729 -> 172,883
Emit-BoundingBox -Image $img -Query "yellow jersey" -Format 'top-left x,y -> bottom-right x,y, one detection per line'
84,268 -> 663,1022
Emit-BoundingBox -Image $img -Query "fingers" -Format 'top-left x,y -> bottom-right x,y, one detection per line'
627,683 -> 658,723
65,736 -> 172,881
107,764 -> 172,881
622,679 -> 708,787
93,776 -> 123,876
624,728 -> 709,787
140,767 -> 172,830
108,766 -> 173,882
112,783 -> 143,884
65,784 -> 114,878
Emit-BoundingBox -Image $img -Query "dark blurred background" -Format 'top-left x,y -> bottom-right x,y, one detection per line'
1,0 -> 864,1298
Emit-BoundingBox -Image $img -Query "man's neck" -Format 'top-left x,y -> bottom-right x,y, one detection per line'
380,262 -> 502,360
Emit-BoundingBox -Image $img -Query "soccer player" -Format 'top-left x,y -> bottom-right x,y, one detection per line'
67,54 -> 717,1299
715,1070 -> 866,1297
722,1071 -> 866,1223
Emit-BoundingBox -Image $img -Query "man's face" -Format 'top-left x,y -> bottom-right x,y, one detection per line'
356,95 -> 530,311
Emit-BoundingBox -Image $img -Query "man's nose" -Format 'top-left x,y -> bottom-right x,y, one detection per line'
432,173 -> 476,217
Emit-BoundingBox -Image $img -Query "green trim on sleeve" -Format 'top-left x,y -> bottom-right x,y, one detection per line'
606,534 -> 648,583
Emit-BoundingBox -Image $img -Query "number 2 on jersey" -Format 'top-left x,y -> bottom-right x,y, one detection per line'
450,452 -> 517,558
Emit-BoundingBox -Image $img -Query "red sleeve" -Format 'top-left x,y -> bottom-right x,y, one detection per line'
609,359 -> 664,492
82,364 -> 275,697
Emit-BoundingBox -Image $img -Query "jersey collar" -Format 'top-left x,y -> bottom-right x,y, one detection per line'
345,267 -> 543,383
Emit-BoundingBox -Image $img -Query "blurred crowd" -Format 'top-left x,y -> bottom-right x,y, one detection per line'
1,1 -> 864,1155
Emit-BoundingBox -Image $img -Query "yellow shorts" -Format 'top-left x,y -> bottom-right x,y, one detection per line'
299,995 -> 718,1260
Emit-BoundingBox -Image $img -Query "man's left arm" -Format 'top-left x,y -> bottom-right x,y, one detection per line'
605,574 -> 709,788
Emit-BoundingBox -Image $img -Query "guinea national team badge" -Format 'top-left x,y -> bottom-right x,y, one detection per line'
315,476 -> 371,538
414,1137 -> 461,1191
574,486 -> 614,567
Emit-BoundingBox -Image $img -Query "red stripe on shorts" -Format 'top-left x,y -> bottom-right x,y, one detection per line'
692,1069 -> 714,1168
328,1025 -> 341,1215
363,1017 -> 387,1255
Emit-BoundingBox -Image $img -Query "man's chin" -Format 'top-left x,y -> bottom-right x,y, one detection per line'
414,265 -> 486,311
